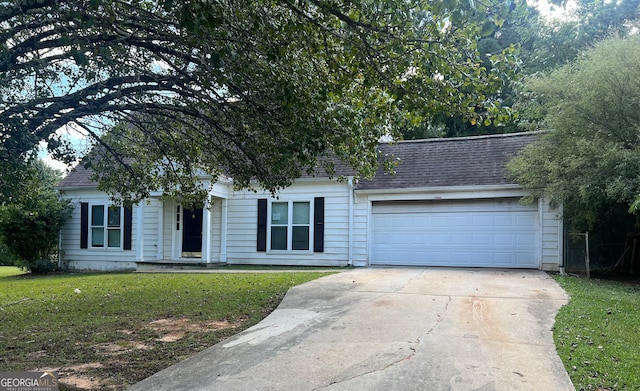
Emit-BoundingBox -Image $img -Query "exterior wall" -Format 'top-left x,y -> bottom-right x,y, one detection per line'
58,189 -> 162,271
207,199 -> 223,262
540,198 -> 563,271
59,183 -> 563,271
163,200 -> 177,260
225,179 -> 352,267
351,193 -> 369,266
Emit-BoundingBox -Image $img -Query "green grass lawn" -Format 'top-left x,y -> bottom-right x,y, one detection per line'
553,274 -> 640,391
0,266 -> 330,390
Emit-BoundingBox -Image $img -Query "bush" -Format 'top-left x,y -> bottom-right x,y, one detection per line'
0,242 -> 17,266
0,160 -> 72,274
0,201 -> 71,273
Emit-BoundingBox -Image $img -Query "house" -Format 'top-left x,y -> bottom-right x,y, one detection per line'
57,132 -> 563,271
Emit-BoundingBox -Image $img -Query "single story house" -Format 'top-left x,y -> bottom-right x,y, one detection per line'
57,132 -> 563,271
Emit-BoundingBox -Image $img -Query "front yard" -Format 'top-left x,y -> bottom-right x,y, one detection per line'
0,267 -> 329,390
3,267 -> 639,391
553,274 -> 640,391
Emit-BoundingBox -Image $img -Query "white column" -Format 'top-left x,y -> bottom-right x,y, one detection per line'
156,200 -> 164,260
136,202 -> 145,261
220,198 -> 228,262
202,199 -> 212,262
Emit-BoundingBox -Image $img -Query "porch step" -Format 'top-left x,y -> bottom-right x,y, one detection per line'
135,260 -> 225,272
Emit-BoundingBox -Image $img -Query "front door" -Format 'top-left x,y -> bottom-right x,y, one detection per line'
182,207 -> 203,258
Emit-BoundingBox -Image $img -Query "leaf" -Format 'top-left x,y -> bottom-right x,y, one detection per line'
480,20 -> 496,37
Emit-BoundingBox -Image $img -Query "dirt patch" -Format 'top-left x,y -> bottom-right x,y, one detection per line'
33,318 -> 243,391
147,317 -> 239,342
35,363 -> 104,391
95,341 -> 151,355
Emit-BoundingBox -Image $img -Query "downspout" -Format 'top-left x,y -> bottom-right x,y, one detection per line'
220,198 -> 228,263
57,230 -> 63,270
348,176 -> 354,266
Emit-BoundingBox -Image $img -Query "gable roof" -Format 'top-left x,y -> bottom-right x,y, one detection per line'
355,132 -> 537,191
57,132 -> 538,190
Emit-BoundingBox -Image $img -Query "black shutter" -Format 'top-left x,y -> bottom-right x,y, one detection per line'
123,206 -> 133,250
257,199 -> 267,252
313,197 -> 325,253
80,202 -> 88,249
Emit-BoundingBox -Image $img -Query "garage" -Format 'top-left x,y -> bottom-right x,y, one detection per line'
370,198 -> 539,268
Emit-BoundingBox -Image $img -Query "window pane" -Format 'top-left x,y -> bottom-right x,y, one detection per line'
292,202 -> 310,224
271,226 -> 287,250
271,202 -> 288,225
108,229 -> 121,247
91,205 -> 104,226
292,226 -> 309,250
91,228 -> 104,247
108,206 -> 121,227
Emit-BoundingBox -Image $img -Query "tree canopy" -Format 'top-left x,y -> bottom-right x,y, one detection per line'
0,0 -> 521,204
520,0 -> 640,73
507,36 -> 640,229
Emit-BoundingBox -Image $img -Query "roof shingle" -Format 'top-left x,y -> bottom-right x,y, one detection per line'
355,132 -> 537,191
57,132 -> 537,190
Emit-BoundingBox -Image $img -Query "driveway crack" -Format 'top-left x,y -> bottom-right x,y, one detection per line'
312,295 -> 452,390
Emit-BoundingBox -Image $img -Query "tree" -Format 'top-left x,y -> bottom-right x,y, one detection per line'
1,0 -> 521,204
520,0 -> 640,73
507,36 -> 640,230
0,160 -> 71,273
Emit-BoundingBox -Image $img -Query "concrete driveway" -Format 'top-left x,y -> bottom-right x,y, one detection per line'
128,268 -> 574,391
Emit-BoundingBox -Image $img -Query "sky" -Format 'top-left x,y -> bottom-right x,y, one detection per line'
531,0 -> 578,20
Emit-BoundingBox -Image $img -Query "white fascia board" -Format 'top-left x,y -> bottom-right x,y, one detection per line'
355,184 -> 529,201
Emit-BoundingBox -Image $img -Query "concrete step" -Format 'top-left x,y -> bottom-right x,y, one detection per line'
135,260 -> 225,272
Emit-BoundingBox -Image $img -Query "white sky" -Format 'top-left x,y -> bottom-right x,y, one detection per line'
530,0 -> 579,21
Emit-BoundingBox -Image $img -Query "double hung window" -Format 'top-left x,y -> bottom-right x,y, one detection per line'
270,201 -> 311,251
90,205 -> 123,248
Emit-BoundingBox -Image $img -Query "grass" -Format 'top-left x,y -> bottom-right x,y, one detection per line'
553,274 -> 640,391
0,266 -> 330,390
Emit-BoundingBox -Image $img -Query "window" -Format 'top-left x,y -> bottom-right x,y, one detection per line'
270,201 -> 311,251
90,205 -> 123,248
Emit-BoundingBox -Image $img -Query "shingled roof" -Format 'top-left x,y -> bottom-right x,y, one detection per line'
57,164 -> 97,189
58,132 -> 538,190
355,132 -> 538,191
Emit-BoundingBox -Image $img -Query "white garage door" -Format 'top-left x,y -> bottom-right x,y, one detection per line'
371,199 -> 539,268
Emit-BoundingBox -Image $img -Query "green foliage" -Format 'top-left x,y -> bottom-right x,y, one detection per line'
507,36 -> 640,230
0,243 -> 17,266
0,270 -> 329,389
0,161 -> 72,273
553,275 -> 640,390
1,0 -> 521,204
520,0 -> 640,74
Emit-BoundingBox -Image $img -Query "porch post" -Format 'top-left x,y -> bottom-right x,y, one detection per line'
136,202 -> 145,261
220,198 -> 228,262
202,199 -> 212,262
156,199 -> 164,260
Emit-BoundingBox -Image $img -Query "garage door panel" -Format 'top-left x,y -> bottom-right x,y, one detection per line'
495,234 -> 513,246
371,199 -> 539,268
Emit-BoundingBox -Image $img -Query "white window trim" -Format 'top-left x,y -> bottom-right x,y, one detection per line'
267,199 -> 314,253
88,203 -> 124,250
